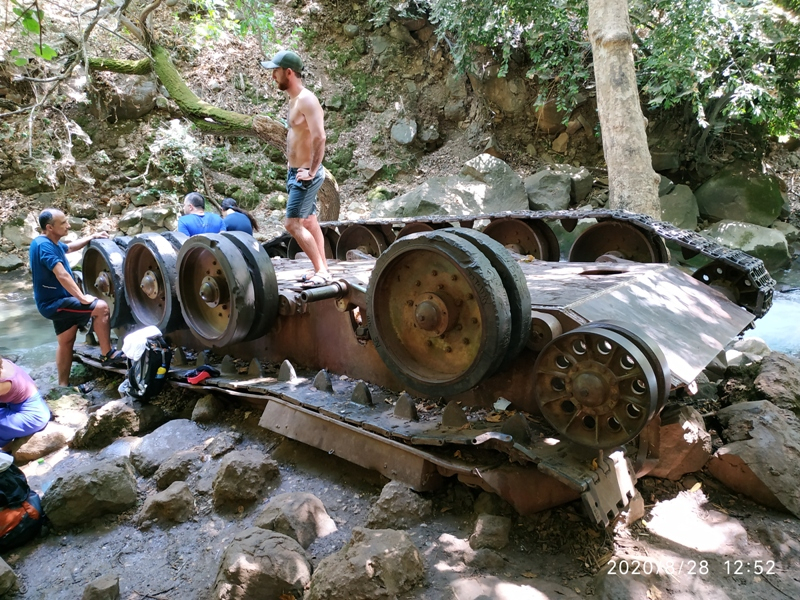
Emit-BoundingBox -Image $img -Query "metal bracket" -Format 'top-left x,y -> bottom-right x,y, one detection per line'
581,450 -> 638,527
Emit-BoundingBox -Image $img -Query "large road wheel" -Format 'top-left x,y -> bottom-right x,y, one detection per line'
82,238 -> 133,329
123,233 -> 186,332
336,224 -> 390,260
177,234 -> 256,347
367,230 -> 511,396
533,325 -> 660,448
482,217 -> 550,259
221,231 -> 279,340
445,227 -> 532,367
569,220 -> 668,263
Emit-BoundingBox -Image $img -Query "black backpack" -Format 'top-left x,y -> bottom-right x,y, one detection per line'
127,336 -> 172,401
0,461 -> 44,551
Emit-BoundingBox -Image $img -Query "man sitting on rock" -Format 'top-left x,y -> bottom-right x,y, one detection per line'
0,354 -> 50,450
29,209 -> 124,387
178,192 -> 226,236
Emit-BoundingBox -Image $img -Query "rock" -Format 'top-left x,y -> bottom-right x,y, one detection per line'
206,431 -> 242,458
191,393 -> 223,423
0,253 -> 24,272
2,211 -> 38,249
524,169 -> 572,211
658,175 -> 675,196
343,24 -> 359,38
469,514 -> 511,550
253,492 -> 337,548
137,481 -> 195,527
153,449 -> 202,490
372,155 -> 527,218
650,150 -> 681,172
473,492 -> 512,516
212,449 -> 279,509
469,67 -> 528,114
212,528 -> 311,600
307,527 -> 425,600
551,132 -> 569,154
117,209 -> 143,234
357,158 -> 384,183
391,117 -> 417,145
365,480 -> 433,529
8,422 -> 75,464
534,100 -> 568,134
130,419 -> 208,476
707,400 -> 800,516
91,74 -> 158,121
71,400 -> 139,449
703,220 -> 790,273
42,457 -> 138,528
70,203 -> 98,220
695,163 -> 785,227
0,558 -> 17,595
660,184 -> 699,231
731,337 -> 772,357
754,351 -> 800,412
649,406 -> 711,480
465,548 -> 506,571
81,573 -> 119,600
553,164 -> 593,203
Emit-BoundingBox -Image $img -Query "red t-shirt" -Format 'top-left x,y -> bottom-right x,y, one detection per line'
0,360 -> 39,404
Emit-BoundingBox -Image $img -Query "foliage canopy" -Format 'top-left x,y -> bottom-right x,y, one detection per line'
371,0 -> 800,155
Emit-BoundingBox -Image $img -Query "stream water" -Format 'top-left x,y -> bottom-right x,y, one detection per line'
1,272 -> 799,368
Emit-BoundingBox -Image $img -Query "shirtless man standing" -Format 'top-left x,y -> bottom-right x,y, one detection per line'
261,50 -> 330,284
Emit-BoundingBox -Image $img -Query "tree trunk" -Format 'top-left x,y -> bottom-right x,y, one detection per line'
588,0 -> 660,218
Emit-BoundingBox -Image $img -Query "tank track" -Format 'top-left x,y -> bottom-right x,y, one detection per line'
266,208 -> 774,317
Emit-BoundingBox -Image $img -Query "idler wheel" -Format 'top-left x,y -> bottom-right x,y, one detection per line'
367,230 -> 511,396
177,234 -> 256,347
287,226 -> 339,260
221,231 -> 279,340
81,238 -> 133,328
445,227 -> 532,367
336,224 -> 390,260
124,233 -> 186,332
482,218 -> 548,259
532,325 -> 660,448
693,260 -> 761,315
569,220 -> 668,263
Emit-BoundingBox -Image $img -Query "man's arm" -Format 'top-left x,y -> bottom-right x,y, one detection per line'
66,231 -> 108,253
300,94 -> 326,176
53,262 -> 95,304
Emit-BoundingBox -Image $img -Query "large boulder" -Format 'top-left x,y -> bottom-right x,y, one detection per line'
659,184 -> 699,231
754,351 -> 800,413
694,164 -> 784,227
212,449 -> 279,509
307,527 -> 425,600
649,406 -> 711,480
71,400 -> 139,449
42,457 -> 138,528
253,492 -> 336,548
703,220 -> 790,273
91,74 -> 159,121
707,400 -> 800,517
137,481 -> 196,528
2,211 -> 39,249
524,169 -> 572,211
365,480 -> 433,529
372,154 -> 527,218
130,419 -> 208,477
212,528 -> 311,600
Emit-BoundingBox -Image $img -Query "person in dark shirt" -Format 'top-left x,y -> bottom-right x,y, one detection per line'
221,198 -> 259,236
178,192 -> 226,236
29,209 -> 124,386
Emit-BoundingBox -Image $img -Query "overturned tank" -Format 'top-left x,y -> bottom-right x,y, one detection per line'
76,209 -> 773,525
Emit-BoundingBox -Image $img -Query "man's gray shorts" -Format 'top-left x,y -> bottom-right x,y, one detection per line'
286,168 -> 324,219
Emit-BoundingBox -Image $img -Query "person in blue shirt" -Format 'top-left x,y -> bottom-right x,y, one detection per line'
177,192 -> 226,236
221,198 -> 258,236
29,209 -> 124,386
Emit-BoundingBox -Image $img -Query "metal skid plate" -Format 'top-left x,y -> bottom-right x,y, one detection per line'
580,450 -> 638,527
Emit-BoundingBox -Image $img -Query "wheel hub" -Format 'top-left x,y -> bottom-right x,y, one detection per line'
199,275 -> 227,307
94,271 -> 112,296
569,366 -> 616,413
413,293 -> 452,336
141,270 -> 160,299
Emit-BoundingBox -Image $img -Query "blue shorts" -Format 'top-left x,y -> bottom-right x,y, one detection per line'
0,391 -> 50,447
286,168 -> 325,219
51,297 -> 97,336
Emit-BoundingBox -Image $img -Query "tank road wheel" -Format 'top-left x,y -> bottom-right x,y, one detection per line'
221,231 -> 280,340
396,221 -> 449,240
177,234 -> 257,347
533,326 -> 660,448
124,233 -> 186,332
482,218 -> 547,259
336,224 -> 390,260
287,226 -> 339,260
445,228 -> 532,366
693,260 -> 762,315
367,231 -> 512,396
82,238 -> 133,329
569,220 -> 669,263
528,220 -> 561,261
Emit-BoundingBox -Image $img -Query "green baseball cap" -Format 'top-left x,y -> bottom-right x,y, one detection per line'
260,50 -> 303,73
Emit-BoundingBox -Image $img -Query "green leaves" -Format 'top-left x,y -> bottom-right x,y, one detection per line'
9,1 -> 58,62
33,44 -> 57,60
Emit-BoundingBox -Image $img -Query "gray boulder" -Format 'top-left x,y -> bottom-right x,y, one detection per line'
695,163 -> 784,226
91,74 -> 158,121
703,220 -> 790,273
469,513 -> 512,550
660,184 -> 699,231
130,419 -> 208,476
707,400 -> 800,517
754,351 -> 800,413
81,573 -> 119,600
153,449 -> 202,490
137,481 -> 196,527
2,211 -> 38,249
191,393 -> 223,423
212,449 -> 279,509
0,253 -> 24,272
7,422 -> 74,464
42,457 -> 138,528
390,118 -> 417,145
253,492 -> 337,548
0,558 -> 16,596
524,169 -> 572,211
307,527 -> 425,600
212,528 -> 311,600
365,480 -> 433,529
71,400 -> 139,449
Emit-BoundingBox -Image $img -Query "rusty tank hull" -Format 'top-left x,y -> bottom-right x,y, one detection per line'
75,209 -> 773,525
